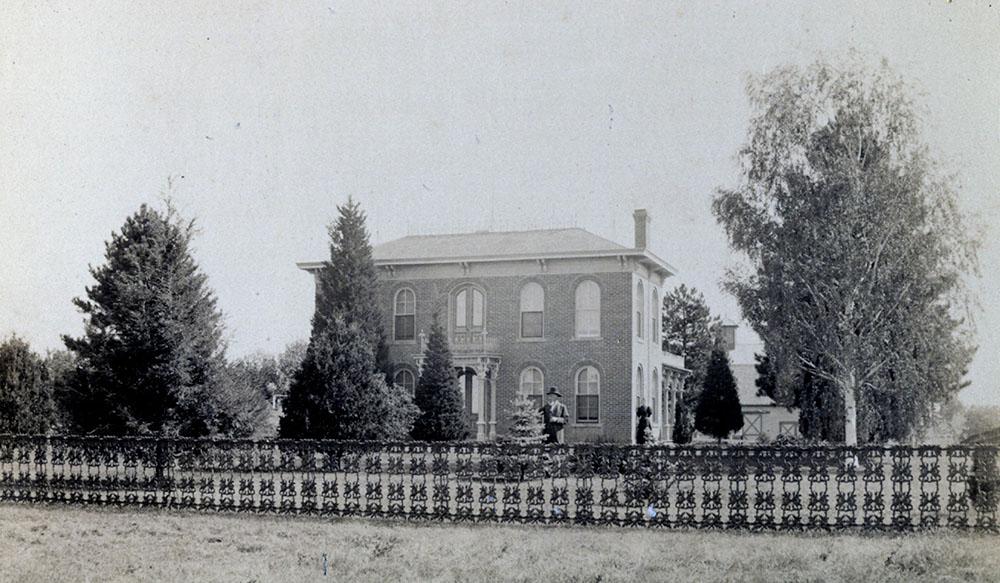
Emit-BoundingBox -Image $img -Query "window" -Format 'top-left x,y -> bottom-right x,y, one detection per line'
576,366 -> 600,423
636,366 -> 644,411
519,367 -> 544,409
635,281 -> 644,339
393,369 -> 415,395
574,280 -> 600,337
454,286 -> 484,330
779,422 -> 800,438
519,282 -> 544,338
651,369 -> 659,422
651,288 -> 659,344
742,413 -> 763,439
393,288 -> 415,341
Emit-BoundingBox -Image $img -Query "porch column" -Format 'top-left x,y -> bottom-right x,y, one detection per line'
474,373 -> 486,440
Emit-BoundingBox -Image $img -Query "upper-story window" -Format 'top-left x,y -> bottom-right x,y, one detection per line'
576,366 -> 600,423
519,366 -> 544,409
635,281 -> 644,339
393,369 -> 416,395
454,286 -> 484,331
519,282 -> 544,338
651,288 -> 659,345
394,288 -> 415,341
574,280 -> 601,338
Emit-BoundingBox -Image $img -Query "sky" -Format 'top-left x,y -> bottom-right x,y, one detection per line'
1,2 -> 998,405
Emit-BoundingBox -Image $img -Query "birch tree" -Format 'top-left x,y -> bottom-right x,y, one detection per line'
714,58 -> 979,445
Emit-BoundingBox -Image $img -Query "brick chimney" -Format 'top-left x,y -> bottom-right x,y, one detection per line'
633,209 -> 651,250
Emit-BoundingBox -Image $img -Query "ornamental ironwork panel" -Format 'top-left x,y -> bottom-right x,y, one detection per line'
0,435 -> 996,532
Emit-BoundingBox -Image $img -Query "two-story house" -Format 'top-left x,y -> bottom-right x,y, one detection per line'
298,209 -> 688,444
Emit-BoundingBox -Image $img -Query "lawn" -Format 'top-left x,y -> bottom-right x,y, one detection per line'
1,505 -> 999,582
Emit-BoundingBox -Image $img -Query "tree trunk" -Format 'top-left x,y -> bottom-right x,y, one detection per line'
843,377 -> 858,446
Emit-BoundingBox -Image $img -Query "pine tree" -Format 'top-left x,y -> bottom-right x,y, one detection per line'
280,314 -> 417,439
411,317 -> 468,441
661,284 -> 720,394
280,198 -> 416,439
62,203 -> 228,436
507,392 -> 544,444
315,198 -> 391,379
694,347 -> 744,441
0,336 -> 54,434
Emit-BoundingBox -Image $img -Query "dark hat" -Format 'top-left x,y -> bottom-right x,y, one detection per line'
546,387 -> 562,397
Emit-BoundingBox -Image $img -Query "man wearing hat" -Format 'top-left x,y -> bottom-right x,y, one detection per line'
541,387 -> 569,444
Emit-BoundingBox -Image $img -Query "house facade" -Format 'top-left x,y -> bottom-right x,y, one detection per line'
299,209 -> 688,444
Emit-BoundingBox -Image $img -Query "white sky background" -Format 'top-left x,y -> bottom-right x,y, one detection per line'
1,2 -> 998,405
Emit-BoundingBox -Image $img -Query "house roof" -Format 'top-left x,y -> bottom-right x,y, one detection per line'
372,228 -> 628,261
297,227 -> 677,276
731,363 -> 774,406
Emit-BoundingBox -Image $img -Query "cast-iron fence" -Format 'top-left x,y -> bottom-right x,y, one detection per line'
1,435 -> 997,531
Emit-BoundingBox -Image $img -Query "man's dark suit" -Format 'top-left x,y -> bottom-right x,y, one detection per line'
541,400 -> 569,444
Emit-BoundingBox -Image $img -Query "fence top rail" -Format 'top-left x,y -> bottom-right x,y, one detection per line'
0,434 -> 997,455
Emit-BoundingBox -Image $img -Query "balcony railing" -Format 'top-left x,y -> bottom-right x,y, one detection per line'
419,331 -> 500,354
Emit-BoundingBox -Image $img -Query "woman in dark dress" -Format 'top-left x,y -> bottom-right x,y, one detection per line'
635,405 -> 653,445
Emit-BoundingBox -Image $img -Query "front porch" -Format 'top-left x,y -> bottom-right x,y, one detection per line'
415,331 -> 501,441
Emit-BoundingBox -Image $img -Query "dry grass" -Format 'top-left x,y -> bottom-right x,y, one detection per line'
1,505 -> 999,582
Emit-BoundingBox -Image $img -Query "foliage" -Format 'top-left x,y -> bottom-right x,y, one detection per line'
755,353 -> 843,441
216,358 -> 275,438
694,347 -> 743,441
61,203 -> 230,437
314,198 -> 391,380
713,57 -> 979,444
962,405 -> 1000,442
671,397 -> 694,444
661,284 -> 720,393
507,392 -> 544,444
411,318 -> 468,441
0,336 -> 54,434
280,315 -> 417,440
281,198 -> 416,440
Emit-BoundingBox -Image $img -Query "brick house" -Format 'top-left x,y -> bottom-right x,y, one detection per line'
298,209 -> 689,444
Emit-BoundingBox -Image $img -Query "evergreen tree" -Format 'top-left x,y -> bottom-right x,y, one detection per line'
315,198 -> 391,379
661,284 -> 720,393
507,392 -> 544,444
411,317 -> 468,441
280,198 -> 415,439
62,203 -> 228,436
694,347 -> 744,441
0,336 -> 54,434
280,315 -> 417,439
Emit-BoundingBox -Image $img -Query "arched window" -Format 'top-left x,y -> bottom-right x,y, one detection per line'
454,286 -> 484,331
635,281 -> 644,339
393,369 -> 415,395
636,365 -> 644,410
651,288 -> 659,344
519,367 -> 544,409
575,366 -> 600,423
574,280 -> 601,338
394,288 -> 415,341
651,368 -> 659,423
519,282 -> 544,338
